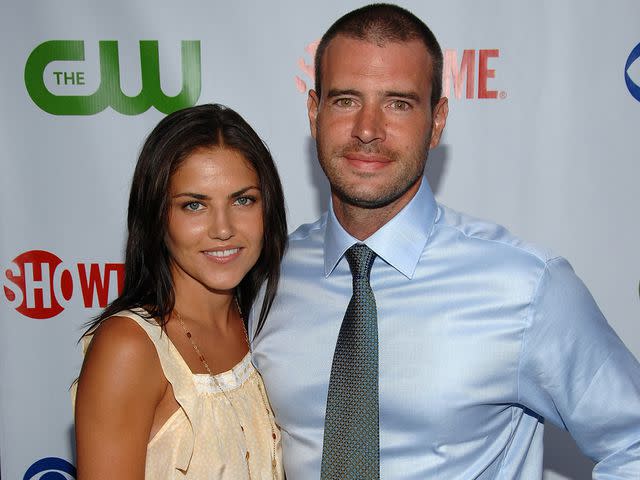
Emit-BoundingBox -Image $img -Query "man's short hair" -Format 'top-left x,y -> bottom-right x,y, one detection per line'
314,3 -> 443,110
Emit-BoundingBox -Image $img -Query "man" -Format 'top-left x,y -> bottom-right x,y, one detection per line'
250,3 -> 640,479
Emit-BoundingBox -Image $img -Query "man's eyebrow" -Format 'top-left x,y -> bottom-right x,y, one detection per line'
326,88 -> 422,103
384,91 -> 421,102
327,88 -> 361,98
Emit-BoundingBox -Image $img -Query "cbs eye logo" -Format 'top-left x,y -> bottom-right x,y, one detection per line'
625,41 -> 640,102
23,457 -> 76,480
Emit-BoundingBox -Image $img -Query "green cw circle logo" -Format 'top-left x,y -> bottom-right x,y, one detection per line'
24,40 -> 201,115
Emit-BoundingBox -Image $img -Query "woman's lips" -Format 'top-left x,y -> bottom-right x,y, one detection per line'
202,247 -> 241,264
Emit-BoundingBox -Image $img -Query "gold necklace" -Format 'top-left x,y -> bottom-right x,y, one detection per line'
175,299 -> 278,479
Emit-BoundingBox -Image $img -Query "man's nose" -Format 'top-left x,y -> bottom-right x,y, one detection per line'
351,104 -> 385,144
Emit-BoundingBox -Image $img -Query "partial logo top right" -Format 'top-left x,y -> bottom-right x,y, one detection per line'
626,42 -> 640,102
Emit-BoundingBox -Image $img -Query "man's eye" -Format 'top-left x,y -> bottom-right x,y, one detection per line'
391,100 -> 410,111
233,196 -> 255,206
336,98 -> 355,108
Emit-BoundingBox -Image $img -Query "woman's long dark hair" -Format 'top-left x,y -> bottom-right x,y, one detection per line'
83,104 -> 287,337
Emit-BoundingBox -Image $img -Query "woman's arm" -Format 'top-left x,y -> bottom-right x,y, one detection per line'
75,316 -> 166,480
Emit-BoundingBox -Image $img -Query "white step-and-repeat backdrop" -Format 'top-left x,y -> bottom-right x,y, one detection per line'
1,1 -> 639,479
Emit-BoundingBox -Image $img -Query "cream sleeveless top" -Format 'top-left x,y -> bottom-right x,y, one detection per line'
77,309 -> 284,479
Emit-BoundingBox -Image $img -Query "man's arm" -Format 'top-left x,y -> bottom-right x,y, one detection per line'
518,257 -> 640,478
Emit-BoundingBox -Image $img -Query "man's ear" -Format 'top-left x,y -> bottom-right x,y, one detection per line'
429,97 -> 448,149
308,89 -> 320,139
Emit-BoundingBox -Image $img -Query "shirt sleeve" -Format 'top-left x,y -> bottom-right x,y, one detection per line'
517,257 -> 640,478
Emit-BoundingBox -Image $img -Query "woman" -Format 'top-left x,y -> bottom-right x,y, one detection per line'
74,104 -> 287,479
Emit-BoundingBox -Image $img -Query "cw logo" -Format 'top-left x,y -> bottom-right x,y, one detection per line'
3,250 -> 124,319
24,40 -> 201,115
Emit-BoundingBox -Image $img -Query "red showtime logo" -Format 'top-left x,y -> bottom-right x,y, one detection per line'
2,250 -> 124,319
442,49 -> 505,99
295,42 -> 505,100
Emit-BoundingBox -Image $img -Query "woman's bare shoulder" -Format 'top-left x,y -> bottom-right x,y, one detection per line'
75,314 -> 166,478
78,314 -> 166,401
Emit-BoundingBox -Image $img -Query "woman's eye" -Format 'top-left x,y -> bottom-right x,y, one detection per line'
233,196 -> 255,207
184,201 -> 203,211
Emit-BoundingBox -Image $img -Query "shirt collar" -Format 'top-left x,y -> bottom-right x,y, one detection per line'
324,177 -> 438,279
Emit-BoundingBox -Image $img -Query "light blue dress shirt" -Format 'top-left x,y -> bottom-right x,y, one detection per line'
249,179 -> 640,479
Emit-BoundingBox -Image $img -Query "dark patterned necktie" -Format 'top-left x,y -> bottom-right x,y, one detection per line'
321,243 -> 379,479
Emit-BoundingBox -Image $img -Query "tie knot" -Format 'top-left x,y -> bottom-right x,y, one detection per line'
345,244 -> 376,281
